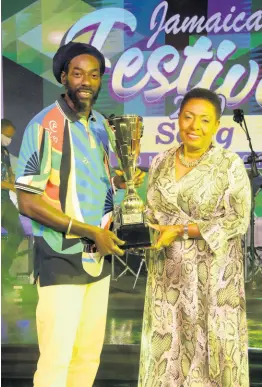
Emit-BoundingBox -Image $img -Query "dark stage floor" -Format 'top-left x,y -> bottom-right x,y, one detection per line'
2,273 -> 262,348
2,262 -> 262,385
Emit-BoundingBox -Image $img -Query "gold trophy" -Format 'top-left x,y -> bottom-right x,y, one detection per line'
105,115 -> 152,249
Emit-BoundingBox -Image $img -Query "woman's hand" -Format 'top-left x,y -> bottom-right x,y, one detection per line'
149,224 -> 183,250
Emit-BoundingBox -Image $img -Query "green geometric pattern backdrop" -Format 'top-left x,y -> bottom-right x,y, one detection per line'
2,0 -> 262,215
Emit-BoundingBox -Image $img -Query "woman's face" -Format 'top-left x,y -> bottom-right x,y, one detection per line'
178,98 -> 219,151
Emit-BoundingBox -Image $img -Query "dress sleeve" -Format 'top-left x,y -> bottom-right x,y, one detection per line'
15,122 -> 51,194
144,153 -> 165,224
197,155 -> 251,255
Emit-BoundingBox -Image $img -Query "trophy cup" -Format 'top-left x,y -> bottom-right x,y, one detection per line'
105,115 -> 152,250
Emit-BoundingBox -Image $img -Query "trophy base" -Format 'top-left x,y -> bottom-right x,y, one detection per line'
117,223 -> 152,250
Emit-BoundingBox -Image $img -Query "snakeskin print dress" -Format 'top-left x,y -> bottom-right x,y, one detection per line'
138,145 -> 251,387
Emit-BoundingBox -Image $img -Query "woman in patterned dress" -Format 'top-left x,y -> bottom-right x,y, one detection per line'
138,88 -> 251,387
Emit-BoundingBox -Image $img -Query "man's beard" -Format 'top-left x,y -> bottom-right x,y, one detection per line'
65,81 -> 101,112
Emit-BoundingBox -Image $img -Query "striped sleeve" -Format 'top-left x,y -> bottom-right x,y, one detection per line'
15,121 -> 51,194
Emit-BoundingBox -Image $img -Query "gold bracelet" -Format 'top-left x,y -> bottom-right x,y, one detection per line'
66,218 -> 73,235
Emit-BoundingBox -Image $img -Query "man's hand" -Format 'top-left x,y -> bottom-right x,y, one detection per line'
149,224 -> 183,250
89,227 -> 125,256
113,168 -> 146,189
16,189 -> 126,254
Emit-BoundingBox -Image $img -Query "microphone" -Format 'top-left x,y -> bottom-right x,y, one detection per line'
233,109 -> 244,124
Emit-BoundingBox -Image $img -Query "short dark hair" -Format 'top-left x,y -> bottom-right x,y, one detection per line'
180,88 -> 222,119
1,119 -> 15,131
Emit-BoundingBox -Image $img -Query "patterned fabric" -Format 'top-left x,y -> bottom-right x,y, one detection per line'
15,96 -> 113,286
139,145 -> 251,387
1,146 -> 11,200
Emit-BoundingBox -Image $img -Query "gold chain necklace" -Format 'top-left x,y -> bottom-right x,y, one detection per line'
178,144 -> 212,168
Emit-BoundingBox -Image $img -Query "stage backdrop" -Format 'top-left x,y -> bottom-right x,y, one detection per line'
2,0 -> 262,216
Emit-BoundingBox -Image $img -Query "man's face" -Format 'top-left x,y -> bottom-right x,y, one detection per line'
61,54 -> 102,112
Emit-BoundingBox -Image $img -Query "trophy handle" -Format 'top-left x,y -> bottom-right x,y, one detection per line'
104,119 -> 124,171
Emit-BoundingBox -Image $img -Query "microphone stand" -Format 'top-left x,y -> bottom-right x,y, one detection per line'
233,109 -> 260,292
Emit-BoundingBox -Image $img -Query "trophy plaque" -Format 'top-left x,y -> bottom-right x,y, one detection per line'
105,115 -> 152,250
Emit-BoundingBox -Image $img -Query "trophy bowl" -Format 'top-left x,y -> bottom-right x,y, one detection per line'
106,115 -> 152,250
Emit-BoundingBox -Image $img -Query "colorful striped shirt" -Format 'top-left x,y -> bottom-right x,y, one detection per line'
15,95 -> 113,286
